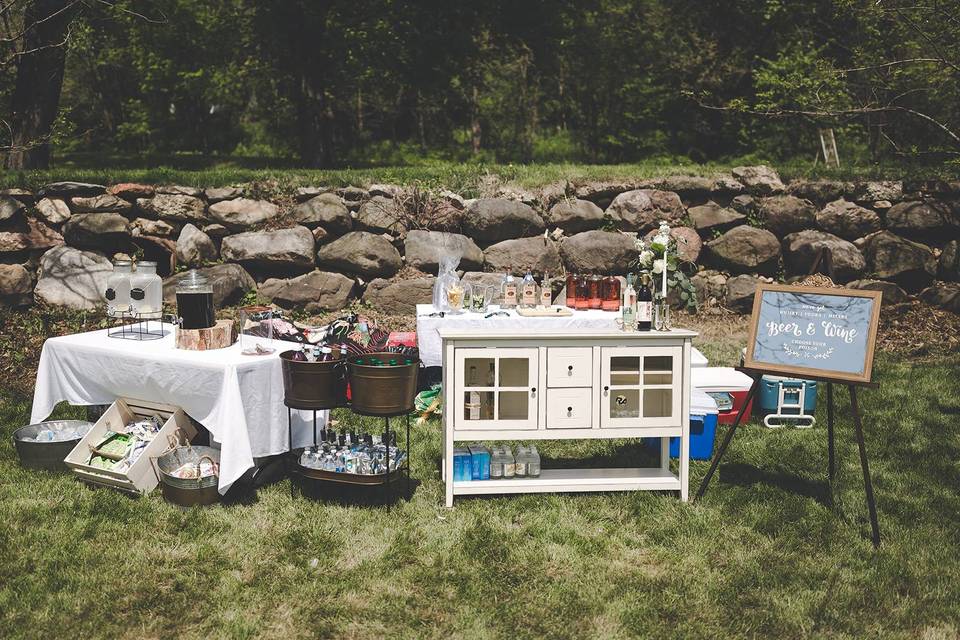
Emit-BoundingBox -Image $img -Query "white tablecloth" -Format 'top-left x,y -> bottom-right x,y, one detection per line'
30,324 -> 326,495
415,304 -> 708,367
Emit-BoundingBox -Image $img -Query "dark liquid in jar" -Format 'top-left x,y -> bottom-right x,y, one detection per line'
177,291 -> 216,329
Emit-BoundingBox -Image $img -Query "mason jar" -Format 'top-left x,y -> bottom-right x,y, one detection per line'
176,270 -> 216,329
129,261 -> 163,317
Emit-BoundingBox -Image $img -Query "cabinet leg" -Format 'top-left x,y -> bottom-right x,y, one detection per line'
660,437 -> 670,472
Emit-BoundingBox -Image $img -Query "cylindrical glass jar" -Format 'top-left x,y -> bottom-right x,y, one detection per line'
176,269 -> 216,329
575,274 -> 590,310
129,261 -> 163,316
601,275 -> 621,311
565,273 -> 577,308
588,275 -> 602,309
104,260 -> 133,317
239,305 -> 274,355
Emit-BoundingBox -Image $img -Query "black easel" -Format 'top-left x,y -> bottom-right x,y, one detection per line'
695,248 -> 882,548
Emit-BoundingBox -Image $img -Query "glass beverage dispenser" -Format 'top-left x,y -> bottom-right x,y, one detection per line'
104,260 -> 133,317
176,270 -> 216,330
128,261 -> 163,316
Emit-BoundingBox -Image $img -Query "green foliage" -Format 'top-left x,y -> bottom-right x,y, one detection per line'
3,0 -> 957,168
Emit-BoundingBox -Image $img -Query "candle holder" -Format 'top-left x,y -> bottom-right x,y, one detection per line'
654,296 -> 671,331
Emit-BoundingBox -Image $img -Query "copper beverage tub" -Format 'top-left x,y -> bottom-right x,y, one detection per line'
280,349 -> 347,409
347,352 -> 419,416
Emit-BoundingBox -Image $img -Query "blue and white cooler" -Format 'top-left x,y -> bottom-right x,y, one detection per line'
647,389 -> 719,460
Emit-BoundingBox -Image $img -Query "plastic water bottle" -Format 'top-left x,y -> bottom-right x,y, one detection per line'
527,445 -> 541,477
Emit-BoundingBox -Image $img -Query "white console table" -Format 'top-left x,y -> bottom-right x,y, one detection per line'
440,327 -> 697,507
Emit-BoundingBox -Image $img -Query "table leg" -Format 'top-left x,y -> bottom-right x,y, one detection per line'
849,385 -> 881,548
695,376 -> 760,501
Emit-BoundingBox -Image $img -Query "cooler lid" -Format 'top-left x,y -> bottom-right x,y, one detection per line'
691,367 -> 754,391
691,347 -> 708,368
691,389 -> 718,416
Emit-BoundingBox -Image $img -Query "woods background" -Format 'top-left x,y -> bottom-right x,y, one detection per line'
1,0 -> 959,170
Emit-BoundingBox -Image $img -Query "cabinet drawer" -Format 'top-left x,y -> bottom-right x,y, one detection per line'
546,388 -> 592,428
547,347 -> 593,387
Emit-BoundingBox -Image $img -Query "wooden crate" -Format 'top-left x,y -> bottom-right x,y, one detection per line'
64,398 -> 197,495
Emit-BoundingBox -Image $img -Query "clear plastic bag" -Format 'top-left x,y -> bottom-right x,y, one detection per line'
433,251 -> 464,312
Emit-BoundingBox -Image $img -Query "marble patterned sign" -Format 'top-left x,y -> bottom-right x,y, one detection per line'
744,285 -> 882,383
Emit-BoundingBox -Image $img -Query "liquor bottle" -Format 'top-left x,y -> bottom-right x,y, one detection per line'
601,274 -> 621,311
565,273 -> 577,308
621,274 -> 637,330
637,273 -> 653,331
521,270 -> 537,308
501,267 -> 518,308
539,271 -> 553,307
291,345 -> 308,362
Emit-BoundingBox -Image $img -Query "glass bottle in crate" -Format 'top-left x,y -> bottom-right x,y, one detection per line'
565,273 -> 577,308
601,275 -> 620,311
104,259 -> 132,317
129,261 -> 163,316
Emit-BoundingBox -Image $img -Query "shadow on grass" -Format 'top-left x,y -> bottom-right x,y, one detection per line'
717,461 -> 833,509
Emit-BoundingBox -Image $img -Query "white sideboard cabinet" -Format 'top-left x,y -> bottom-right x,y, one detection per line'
440,328 -> 697,507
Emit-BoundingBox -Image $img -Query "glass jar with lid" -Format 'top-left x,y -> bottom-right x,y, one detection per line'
129,261 -> 163,317
601,275 -> 621,311
574,274 -> 590,310
588,275 -> 603,309
176,270 -> 216,329
104,260 -> 133,317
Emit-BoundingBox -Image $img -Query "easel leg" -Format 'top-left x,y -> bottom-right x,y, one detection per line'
849,385 -> 881,548
695,377 -> 761,500
827,382 -> 835,489
406,413 -> 411,497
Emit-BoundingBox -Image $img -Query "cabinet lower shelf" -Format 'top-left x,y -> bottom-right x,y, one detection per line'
452,467 -> 680,496
452,426 -> 682,441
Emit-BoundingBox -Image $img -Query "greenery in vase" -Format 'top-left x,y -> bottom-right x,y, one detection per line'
633,234 -> 699,311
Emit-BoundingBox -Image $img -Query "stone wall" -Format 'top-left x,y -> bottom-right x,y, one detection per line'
1,165 -> 958,316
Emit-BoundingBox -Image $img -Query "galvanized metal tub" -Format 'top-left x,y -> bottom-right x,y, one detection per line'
13,420 -> 93,471
156,445 -> 221,507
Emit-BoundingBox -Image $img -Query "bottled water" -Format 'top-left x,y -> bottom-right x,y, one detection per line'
298,431 -> 406,476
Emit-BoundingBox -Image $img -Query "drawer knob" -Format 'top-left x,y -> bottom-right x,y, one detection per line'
567,365 -> 573,372
566,406 -> 573,415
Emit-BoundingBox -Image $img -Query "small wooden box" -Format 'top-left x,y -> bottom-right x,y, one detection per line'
64,398 -> 197,495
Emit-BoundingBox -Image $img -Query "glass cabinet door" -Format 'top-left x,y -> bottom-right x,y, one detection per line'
454,348 -> 539,430
599,346 -> 682,428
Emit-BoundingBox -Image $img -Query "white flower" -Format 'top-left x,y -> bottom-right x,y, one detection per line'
639,250 -> 654,267
634,237 -> 646,252
652,259 -> 665,275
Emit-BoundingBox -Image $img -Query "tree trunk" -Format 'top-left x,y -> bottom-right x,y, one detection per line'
6,0 -> 77,170
470,85 -> 482,154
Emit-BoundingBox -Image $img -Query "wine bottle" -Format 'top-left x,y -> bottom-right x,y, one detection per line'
637,273 -> 653,331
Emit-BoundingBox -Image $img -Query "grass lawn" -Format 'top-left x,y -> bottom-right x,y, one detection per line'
2,157 -> 959,194
1,326 -> 958,638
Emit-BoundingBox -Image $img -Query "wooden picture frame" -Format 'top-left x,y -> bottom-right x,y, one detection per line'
744,284 -> 882,384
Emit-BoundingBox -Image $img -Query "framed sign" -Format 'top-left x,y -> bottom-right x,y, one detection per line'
744,284 -> 882,383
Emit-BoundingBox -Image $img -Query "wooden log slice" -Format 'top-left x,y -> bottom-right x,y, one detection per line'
175,319 -> 236,350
